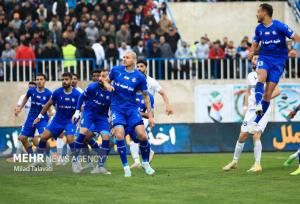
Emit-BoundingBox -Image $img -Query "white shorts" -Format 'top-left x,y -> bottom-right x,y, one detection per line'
241,107 -> 271,133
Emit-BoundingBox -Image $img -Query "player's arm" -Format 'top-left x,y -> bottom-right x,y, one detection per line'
140,112 -> 149,119
243,87 -> 251,110
33,99 -> 53,125
158,90 -> 173,115
271,86 -> 281,99
288,104 -> 300,119
72,92 -> 87,123
143,91 -> 155,128
15,95 -> 29,116
248,42 -> 259,60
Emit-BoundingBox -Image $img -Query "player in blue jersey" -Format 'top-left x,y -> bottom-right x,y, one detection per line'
71,69 -> 112,174
32,72 -> 81,166
16,73 -> 52,155
248,3 -> 300,133
101,51 -> 155,177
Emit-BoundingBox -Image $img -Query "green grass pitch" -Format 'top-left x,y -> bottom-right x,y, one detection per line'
0,152 -> 299,204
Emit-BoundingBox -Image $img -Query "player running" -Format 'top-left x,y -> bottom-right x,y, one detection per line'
72,69 -> 112,174
101,51 -> 155,177
283,103 -> 300,175
15,73 -> 52,155
130,59 -> 173,168
248,3 -> 300,133
223,55 -> 280,172
33,72 -> 81,166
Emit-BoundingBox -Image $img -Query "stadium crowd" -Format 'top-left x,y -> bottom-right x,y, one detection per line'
0,0 -> 299,81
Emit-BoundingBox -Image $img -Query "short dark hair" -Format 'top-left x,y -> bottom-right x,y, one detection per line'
72,73 -> 79,79
92,69 -> 101,74
28,81 -> 37,86
101,69 -> 109,73
37,73 -> 46,80
137,59 -> 147,67
62,72 -> 72,79
260,3 -> 273,17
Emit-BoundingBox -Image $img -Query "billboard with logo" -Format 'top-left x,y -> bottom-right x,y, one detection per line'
1,123 -> 299,155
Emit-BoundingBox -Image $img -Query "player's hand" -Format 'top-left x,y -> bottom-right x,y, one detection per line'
105,84 -> 115,92
287,111 -> 296,119
165,105 -> 174,115
149,117 -> 155,128
33,118 -> 40,126
14,107 -> 21,117
72,110 -> 80,124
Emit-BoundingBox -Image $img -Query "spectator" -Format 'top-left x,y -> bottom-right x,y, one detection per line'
61,39 -> 79,73
175,41 -> 192,79
195,37 -> 209,59
5,31 -> 18,48
144,9 -> 159,32
115,24 -> 131,47
41,39 -> 61,80
118,42 -> 131,59
36,4 -> 47,20
159,13 -> 172,35
92,38 -> 106,68
63,25 -> 75,41
209,41 -> 225,59
106,42 -> 119,66
52,0 -> 69,22
225,40 -> 236,59
9,13 -> 22,33
49,15 -> 62,34
221,37 -> 228,50
288,41 -> 297,58
159,36 -> 174,58
14,39 -> 36,81
133,39 -> 147,59
85,20 -> 99,44
131,6 -> 144,34
20,1 -> 37,20
243,36 -> 252,47
165,27 -> 181,54
237,40 -> 249,59
2,43 -> 15,60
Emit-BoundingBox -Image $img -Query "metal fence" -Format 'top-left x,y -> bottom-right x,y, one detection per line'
0,58 -> 299,82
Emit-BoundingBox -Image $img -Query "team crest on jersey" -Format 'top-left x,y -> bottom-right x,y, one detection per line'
71,98 -> 75,102
272,31 -> 277,35
132,78 -> 136,83
106,96 -> 110,100
43,96 -> 46,100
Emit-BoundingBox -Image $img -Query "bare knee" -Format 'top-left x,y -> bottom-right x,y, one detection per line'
238,132 -> 248,143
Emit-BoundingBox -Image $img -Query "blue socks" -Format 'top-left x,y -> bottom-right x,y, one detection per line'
26,146 -> 33,154
37,140 -> 47,154
255,82 -> 264,105
73,133 -> 86,160
139,140 -> 150,163
254,100 -> 270,123
98,140 -> 110,167
116,139 -> 128,167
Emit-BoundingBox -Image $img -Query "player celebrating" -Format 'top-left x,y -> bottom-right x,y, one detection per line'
223,55 -> 280,172
15,74 -> 52,155
102,51 -> 155,177
248,3 -> 300,133
91,70 -> 101,82
33,73 -> 81,166
130,59 -> 173,168
72,69 -> 111,174
283,103 -> 300,175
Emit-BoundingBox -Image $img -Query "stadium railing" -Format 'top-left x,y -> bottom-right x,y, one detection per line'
0,57 -> 299,82
289,0 -> 300,22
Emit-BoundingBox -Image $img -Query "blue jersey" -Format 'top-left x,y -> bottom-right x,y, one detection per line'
51,87 -> 81,123
78,82 -> 111,118
136,92 -> 154,113
109,66 -> 148,110
253,20 -> 295,58
26,87 -> 52,121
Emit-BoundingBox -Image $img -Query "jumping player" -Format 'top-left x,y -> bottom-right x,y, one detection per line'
248,3 -> 300,133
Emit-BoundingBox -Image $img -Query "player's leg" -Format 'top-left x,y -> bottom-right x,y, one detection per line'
128,126 -> 142,168
56,133 -> 66,166
284,148 -> 300,166
18,121 -> 35,154
290,148 -> 300,175
134,124 -> 155,175
246,132 -> 263,173
112,109 -> 131,177
223,132 -> 248,171
254,67 -> 267,114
